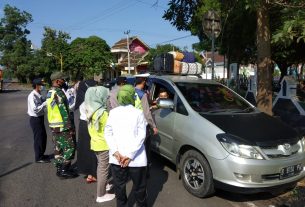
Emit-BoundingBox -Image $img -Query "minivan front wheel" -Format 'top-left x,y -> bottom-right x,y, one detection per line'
181,150 -> 214,197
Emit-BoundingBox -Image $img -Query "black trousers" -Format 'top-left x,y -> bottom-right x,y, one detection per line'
145,126 -> 152,166
111,164 -> 147,207
30,116 -> 47,161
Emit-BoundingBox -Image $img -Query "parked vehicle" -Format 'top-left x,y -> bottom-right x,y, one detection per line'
146,74 -> 305,198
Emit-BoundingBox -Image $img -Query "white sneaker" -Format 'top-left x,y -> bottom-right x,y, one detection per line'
96,193 -> 115,203
106,184 -> 113,191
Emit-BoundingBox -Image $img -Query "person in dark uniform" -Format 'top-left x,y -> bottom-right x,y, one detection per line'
27,78 -> 50,163
74,79 -> 99,183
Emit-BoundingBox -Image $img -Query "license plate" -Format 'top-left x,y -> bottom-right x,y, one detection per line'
280,164 -> 303,180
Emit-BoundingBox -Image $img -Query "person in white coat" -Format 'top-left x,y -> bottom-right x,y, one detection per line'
104,84 -> 147,207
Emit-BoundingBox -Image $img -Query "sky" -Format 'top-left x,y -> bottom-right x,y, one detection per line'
0,0 -> 199,50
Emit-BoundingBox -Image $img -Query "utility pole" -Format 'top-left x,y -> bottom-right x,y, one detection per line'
124,30 -> 131,74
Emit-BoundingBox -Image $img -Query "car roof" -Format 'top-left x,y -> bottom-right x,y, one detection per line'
149,74 -> 220,85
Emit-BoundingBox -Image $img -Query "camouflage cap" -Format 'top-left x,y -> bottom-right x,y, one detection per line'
50,71 -> 68,81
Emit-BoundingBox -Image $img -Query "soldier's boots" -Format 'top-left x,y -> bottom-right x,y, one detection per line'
57,163 -> 78,179
56,164 -> 62,177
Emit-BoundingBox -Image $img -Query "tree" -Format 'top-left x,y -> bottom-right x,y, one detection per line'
163,0 -> 258,77
66,36 -> 113,79
270,3 -> 305,77
162,0 -> 305,115
0,4 -> 33,82
41,27 -> 70,74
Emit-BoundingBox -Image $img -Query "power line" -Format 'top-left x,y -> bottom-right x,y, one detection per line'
134,0 -> 167,9
63,0 -> 126,30
150,35 -> 193,46
74,1 -> 138,30
32,1 -> 138,31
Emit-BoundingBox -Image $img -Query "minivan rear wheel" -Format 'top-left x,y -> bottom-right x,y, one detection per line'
180,150 -> 214,198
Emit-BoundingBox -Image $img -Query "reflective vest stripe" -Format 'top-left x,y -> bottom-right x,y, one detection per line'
134,93 -> 143,111
47,89 -> 64,128
49,122 -> 65,127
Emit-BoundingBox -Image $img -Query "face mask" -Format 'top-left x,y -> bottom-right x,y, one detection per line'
61,82 -> 68,91
40,86 -> 45,91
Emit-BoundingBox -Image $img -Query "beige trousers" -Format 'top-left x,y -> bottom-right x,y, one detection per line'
95,151 -> 109,197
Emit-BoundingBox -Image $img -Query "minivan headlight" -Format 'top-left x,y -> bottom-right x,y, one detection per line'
298,137 -> 305,152
217,134 -> 264,160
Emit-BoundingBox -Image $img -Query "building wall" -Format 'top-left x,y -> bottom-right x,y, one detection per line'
130,39 -> 148,54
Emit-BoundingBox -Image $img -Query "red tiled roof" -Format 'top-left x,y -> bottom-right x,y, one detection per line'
111,36 -> 149,50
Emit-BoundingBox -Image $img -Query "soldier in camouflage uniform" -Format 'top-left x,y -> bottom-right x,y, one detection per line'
46,71 -> 78,179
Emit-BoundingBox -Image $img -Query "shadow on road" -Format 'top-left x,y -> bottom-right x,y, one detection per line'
127,153 -> 170,207
147,153 -> 171,207
0,162 -> 33,178
215,189 -> 276,203
0,90 -> 21,93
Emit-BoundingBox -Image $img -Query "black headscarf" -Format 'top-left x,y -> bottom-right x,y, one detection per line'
74,79 -> 97,110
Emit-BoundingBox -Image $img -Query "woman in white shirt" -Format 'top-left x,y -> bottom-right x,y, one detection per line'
105,84 -> 148,207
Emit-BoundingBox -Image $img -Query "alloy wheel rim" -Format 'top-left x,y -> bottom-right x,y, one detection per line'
183,158 -> 205,190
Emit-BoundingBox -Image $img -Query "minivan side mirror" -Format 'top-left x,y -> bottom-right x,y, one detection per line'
157,98 -> 174,109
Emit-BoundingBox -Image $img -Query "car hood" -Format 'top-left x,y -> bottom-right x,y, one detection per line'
200,112 -> 299,147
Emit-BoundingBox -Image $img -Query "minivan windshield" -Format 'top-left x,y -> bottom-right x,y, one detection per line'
176,82 -> 254,113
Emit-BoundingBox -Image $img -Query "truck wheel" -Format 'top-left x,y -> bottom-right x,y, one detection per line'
180,150 -> 215,198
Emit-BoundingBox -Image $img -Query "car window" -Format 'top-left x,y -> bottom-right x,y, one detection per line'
176,82 -> 253,113
176,96 -> 188,116
151,79 -> 175,101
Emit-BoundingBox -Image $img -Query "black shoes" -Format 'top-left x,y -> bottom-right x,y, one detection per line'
36,158 -> 51,163
56,163 -> 78,179
35,155 -> 52,163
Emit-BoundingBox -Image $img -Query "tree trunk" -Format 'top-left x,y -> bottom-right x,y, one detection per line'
256,1 -> 273,115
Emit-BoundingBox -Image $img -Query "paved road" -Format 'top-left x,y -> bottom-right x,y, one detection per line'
0,90 -> 299,207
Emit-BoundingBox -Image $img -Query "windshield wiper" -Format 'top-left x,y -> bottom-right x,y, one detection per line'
206,109 -> 233,113
243,106 -> 254,112
206,108 -> 254,114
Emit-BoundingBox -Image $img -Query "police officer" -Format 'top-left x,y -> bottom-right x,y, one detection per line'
27,78 -> 50,163
46,71 -> 77,179
135,77 -> 158,178
107,76 -> 127,111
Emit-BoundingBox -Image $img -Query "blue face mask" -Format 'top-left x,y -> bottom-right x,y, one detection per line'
40,85 -> 45,91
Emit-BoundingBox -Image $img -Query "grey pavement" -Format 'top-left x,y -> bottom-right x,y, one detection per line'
0,91 -> 296,207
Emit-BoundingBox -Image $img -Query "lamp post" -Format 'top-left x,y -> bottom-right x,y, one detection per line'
47,52 -> 63,72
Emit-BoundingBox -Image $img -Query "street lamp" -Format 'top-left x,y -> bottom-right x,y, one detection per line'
47,52 -> 63,72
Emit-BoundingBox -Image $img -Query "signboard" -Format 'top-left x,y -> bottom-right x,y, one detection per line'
125,67 -> 134,71
202,11 -> 221,39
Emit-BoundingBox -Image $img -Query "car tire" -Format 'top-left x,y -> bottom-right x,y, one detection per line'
180,150 -> 215,198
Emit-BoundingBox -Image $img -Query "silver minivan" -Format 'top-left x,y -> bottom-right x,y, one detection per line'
147,74 -> 305,198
